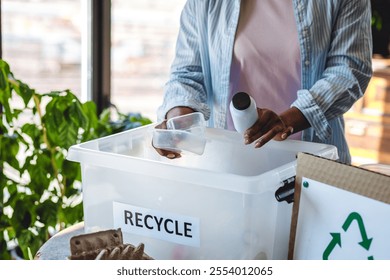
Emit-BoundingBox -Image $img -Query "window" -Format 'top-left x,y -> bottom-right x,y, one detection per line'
2,0 -> 185,121
111,0 -> 185,121
2,0 -> 82,97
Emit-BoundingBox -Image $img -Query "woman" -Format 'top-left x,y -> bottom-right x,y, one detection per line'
156,0 -> 372,163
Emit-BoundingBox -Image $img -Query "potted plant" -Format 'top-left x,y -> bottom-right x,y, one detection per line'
0,59 -> 151,259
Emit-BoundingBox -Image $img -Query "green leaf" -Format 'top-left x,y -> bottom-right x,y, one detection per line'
27,247 -> 33,260
27,152 -> 53,195
0,59 -> 10,73
0,202 -> 7,222
11,199 -> 34,235
5,226 -> 16,240
0,232 -> 11,260
17,229 -> 43,259
0,133 -> 20,170
80,101 -> 98,141
42,90 -> 62,98
99,107 -> 111,123
0,69 -> 13,123
83,101 -> 98,126
62,160 -> 81,186
43,92 -> 86,148
21,123 -> 42,142
43,108 -> 63,146
11,79 -> 34,107
36,200 -> 58,227
4,182 -> 18,202
53,151 -> 65,173
0,178 -> 4,205
69,100 -> 88,128
60,202 -> 83,226
57,121 -> 78,149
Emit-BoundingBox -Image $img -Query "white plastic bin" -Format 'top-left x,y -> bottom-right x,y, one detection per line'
67,124 -> 338,260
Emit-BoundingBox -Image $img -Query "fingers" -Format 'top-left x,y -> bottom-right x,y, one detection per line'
281,126 -> 294,140
156,148 -> 181,159
254,125 -> 294,148
244,108 -> 295,148
152,120 -> 181,159
155,120 -> 167,130
244,109 -> 273,144
254,126 -> 283,148
151,139 -> 182,159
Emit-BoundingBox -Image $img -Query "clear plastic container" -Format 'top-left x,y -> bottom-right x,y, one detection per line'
152,129 -> 206,155
167,112 -> 206,135
152,112 -> 206,155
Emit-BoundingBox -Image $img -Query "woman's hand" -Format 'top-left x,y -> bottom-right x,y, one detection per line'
244,107 -> 309,148
153,106 -> 195,159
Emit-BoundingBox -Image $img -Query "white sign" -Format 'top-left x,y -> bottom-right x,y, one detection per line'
113,202 -> 200,247
294,177 -> 390,260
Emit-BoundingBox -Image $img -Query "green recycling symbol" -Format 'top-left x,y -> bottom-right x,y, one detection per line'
322,212 -> 374,260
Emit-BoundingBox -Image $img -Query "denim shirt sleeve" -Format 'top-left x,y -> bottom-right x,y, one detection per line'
157,0 -> 211,121
292,0 -> 372,141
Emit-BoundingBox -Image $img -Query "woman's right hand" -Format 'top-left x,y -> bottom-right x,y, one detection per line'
153,106 -> 195,159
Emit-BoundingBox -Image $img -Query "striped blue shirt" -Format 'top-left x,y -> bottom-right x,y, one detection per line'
157,0 -> 373,163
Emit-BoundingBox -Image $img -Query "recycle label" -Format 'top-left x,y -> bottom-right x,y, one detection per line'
322,212 -> 374,260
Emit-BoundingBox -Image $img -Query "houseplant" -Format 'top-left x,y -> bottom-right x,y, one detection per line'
0,59 -> 151,259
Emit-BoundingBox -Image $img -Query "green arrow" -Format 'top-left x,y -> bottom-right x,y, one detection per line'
342,212 -> 373,251
322,232 -> 342,260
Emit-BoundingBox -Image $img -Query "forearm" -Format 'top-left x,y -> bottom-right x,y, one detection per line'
279,107 -> 310,135
166,106 -> 196,119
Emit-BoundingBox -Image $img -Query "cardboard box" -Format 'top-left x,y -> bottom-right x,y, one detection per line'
289,153 -> 390,260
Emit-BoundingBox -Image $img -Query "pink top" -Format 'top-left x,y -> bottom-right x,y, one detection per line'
227,0 -> 302,140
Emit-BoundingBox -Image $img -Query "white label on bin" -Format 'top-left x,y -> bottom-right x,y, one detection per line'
113,202 -> 200,247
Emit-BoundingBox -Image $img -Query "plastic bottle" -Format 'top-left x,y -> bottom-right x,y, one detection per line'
229,91 -> 258,134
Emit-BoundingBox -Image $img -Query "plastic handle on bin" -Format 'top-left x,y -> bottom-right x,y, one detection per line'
275,177 -> 295,204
